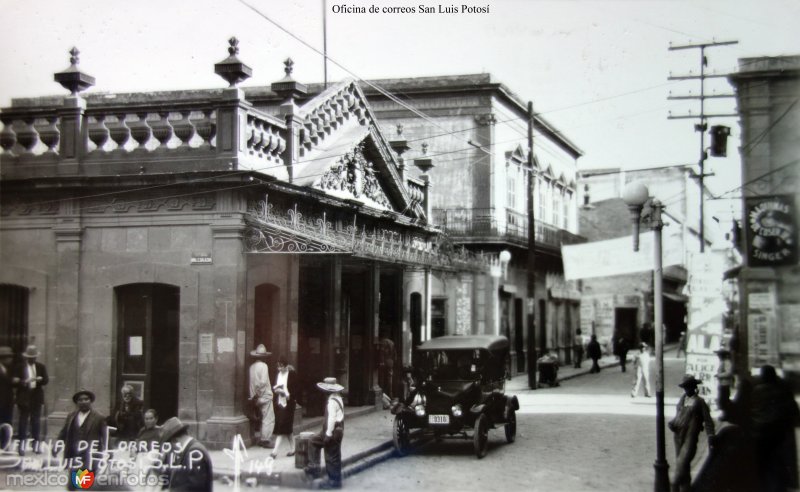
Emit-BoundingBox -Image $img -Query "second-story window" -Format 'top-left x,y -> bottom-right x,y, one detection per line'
537,178 -> 546,221
563,191 -> 571,229
553,187 -> 561,227
507,174 -> 516,210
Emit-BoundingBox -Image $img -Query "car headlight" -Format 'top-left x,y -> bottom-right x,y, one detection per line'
451,404 -> 463,417
414,404 -> 426,417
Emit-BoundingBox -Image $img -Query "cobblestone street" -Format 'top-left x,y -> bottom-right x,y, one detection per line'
340,351 -> 689,492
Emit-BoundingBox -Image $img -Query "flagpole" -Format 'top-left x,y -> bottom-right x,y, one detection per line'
323,0 -> 328,89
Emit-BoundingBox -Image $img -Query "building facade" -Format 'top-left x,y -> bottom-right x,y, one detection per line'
360,75 -> 585,373
0,45 -> 492,447
728,55 -> 800,382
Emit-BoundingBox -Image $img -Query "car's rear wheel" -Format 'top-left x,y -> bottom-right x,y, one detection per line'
505,408 -> 516,443
473,414 -> 489,459
393,415 -> 411,456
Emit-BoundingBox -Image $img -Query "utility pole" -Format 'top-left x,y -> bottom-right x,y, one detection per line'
667,40 -> 738,252
526,101 -> 538,390
323,0 -> 328,89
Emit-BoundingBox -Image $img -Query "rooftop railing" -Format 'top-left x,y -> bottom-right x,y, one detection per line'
432,207 -> 585,251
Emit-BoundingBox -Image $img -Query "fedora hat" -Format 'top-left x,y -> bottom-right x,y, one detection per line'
678,374 -> 703,389
0,346 -> 12,357
22,345 -> 40,358
250,344 -> 271,358
159,417 -> 189,443
316,377 -> 344,393
72,389 -> 96,403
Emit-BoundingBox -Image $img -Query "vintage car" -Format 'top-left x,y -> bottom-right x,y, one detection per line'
391,335 -> 519,459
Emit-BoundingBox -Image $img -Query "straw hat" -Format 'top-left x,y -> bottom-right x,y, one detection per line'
250,344 -> 271,358
72,389 -> 96,403
22,345 -> 40,359
159,417 -> 189,443
678,374 -> 702,388
316,377 -> 344,393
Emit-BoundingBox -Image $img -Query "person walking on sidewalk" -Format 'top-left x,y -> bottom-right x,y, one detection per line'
668,375 -> 715,492
676,331 -> 687,358
615,337 -> 630,372
572,329 -> 584,369
270,355 -> 297,459
587,335 -> 602,373
631,343 -> 652,398
307,377 -> 345,490
249,344 -> 275,448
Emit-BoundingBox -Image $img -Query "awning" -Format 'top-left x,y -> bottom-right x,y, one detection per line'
663,292 -> 689,303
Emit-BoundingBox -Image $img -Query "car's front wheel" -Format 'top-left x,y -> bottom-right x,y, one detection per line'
473,413 -> 489,459
505,408 -> 516,443
393,415 -> 411,456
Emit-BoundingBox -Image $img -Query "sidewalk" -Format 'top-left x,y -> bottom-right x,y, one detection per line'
211,405 -> 397,489
212,352 -> 631,488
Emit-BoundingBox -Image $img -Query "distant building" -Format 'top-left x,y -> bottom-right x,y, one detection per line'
577,165 -> 723,348
361,74 -> 585,373
728,55 -> 800,381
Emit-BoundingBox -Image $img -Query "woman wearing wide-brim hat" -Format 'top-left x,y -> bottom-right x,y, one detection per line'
248,344 -> 276,448
306,377 -> 345,489
668,374 -> 716,491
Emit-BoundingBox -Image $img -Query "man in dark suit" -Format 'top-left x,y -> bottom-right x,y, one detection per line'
158,416 -> 213,491
111,384 -> 144,442
56,389 -> 107,480
0,346 -> 15,447
13,344 -> 48,454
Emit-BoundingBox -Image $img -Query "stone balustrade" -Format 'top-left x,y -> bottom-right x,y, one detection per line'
0,94 -> 287,177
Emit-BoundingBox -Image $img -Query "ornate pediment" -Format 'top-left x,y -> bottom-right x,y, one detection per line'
313,142 -> 392,210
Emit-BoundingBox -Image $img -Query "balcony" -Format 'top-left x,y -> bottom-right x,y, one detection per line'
432,207 -> 585,252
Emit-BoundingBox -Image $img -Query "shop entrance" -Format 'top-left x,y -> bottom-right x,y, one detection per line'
342,268 -> 370,406
116,283 -> 179,423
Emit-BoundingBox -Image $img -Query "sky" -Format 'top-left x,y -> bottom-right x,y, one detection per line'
1,0 -> 797,225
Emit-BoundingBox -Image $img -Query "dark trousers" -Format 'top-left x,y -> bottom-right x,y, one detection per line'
590,358 -> 601,373
310,434 -> 342,487
18,404 -> 41,451
619,353 -> 628,372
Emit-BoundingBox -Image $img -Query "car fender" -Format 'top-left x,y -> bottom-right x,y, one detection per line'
470,403 -> 486,415
506,395 -> 519,411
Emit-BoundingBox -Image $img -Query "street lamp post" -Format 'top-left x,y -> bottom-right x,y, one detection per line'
623,182 -> 670,492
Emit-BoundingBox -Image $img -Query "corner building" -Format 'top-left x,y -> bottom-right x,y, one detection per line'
0,47 -> 491,448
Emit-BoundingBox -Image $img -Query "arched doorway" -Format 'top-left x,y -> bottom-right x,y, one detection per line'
115,283 -> 179,423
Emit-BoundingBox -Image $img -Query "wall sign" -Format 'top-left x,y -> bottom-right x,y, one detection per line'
745,195 -> 797,266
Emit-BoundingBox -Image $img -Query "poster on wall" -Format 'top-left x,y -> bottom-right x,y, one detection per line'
745,195 -> 798,267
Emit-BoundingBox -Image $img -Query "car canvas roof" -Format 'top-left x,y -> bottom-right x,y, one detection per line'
417,335 -> 509,352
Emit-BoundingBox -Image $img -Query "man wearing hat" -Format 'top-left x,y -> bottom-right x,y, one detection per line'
307,377 -> 345,489
56,389 -> 107,479
0,346 -> 15,428
12,344 -> 48,454
157,416 -> 212,491
630,343 -> 652,398
668,374 -> 716,492
249,343 -> 275,448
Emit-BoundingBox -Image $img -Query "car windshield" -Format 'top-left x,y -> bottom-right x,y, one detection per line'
421,348 -> 506,381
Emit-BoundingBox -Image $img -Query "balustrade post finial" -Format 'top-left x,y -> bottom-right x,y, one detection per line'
214,36 -> 252,87
54,46 -> 96,95
284,58 -> 294,76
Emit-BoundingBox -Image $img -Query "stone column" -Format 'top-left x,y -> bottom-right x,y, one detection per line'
46,209 -> 83,437
215,87 -> 248,170
205,220 -> 249,449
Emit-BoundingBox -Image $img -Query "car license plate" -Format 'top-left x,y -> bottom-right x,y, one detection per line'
428,414 -> 450,425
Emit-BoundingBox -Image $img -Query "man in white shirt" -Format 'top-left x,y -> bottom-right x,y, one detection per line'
307,377 -> 345,489
248,344 -> 275,448
12,345 -> 48,454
